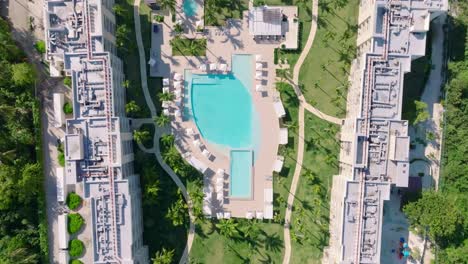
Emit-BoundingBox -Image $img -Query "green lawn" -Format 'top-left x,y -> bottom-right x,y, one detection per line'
299,0 -> 359,118
290,112 -> 340,263
171,38 -> 207,56
204,0 -> 249,26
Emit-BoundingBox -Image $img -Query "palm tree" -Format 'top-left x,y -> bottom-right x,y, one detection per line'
160,134 -> 175,147
159,0 -> 177,15
162,145 -> 179,164
133,129 -> 151,144
312,184 -> 322,197
158,92 -> 175,102
166,198 -> 187,226
304,170 -> 317,184
204,8 -> 217,26
154,114 -> 171,127
263,233 -> 283,252
151,248 -> 175,264
286,120 -> 298,132
112,4 -> 125,17
122,80 -> 130,89
125,100 -> 140,114
188,40 -> 201,55
241,220 -> 260,239
216,219 -> 239,238
145,180 -> 160,204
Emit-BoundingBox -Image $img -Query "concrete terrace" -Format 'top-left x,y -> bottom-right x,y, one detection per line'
147,3 -> 300,218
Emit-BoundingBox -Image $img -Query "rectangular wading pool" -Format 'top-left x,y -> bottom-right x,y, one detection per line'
230,150 -> 253,199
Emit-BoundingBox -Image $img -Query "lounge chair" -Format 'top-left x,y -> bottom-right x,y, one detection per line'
185,128 -> 194,136
218,63 -> 227,72
209,63 -> 217,71
193,139 -> 201,147
202,149 -> 211,158
199,64 -> 207,71
256,84 -> 265,92
256,62 -> 263,70
163,78 -> 170,86
174,73 -> 183,81
162,87 -> 170,93
223,212 -> 231,219
255,71 -> 263,80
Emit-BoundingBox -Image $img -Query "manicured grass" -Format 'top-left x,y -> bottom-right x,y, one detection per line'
66,192 -> 82,211
290,112 -> 339,263
204,0 -> 249,26
299,0 -> 359,117
171,38 -> 207,56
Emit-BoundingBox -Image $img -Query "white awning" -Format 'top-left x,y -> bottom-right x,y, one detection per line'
53,93 -> 65,128
58,214 -> 69,250
264,188 -> 273,203
56,167 -> 66,203
274,101 -> 286,118
279,127 -> 288,145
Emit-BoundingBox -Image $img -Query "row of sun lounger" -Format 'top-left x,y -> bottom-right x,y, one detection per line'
199,62 -> 229,72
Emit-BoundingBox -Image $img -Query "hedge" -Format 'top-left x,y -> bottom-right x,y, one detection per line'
68,239 -> 84,257
68,213 -> 84,234
66,192 -> 82,210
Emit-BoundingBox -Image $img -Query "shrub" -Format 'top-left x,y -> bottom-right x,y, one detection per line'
70,260 -> 83,264
35,40 -> 46,54
63,76 -> 72,87
68,213 -> 85,234
66,192 -> 82,210
154,15 -> 164,22
58,151 -> 65,167
63,102 -> 73,114
274,48 -> 279,65
68,239 -> 84,257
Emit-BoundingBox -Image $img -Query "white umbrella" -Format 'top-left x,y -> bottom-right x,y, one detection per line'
174,73 -> 183,81
255,54 -> 262,61
216,177 -> 224,184
163,78 -> 170,86
256,84 -> 264,92
256,62 -> 263,70
163,109 -> 170,116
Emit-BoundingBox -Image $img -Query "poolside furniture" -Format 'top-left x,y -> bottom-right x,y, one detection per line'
174,90 -> 182,98
256,211 -> 264,220
182,152 -> 191,159
223,212 -> 231,219
209,63 -> 217,71
174,109 -> 181,117
175,99 -> 182,107
256,84 -> 265,92
174,81 -> 183,89
185,128 -> 194,135
256,62 -> 263,70
193,139 -> 201,147
274,101 -> 286,118
279,127 -> 288,145
217,168 -> 225,176
202,149 -> 211,159
163,78 -> 170,86
255,54 -> 262,61
216,212 -> 224,219
217,192 -> 224,202
255,71 -> 263,80
162,101 -> 170,109
264,188 -> 274,219
199,64 -> 207,72
216,177 -> 224,185
174,73 -> 183,81
273,156 -> 284,173
216,181 -> 223,192
189,156 -> 208,173
203,204 -> 212,218
163,109 -> 170,116
246,211 -> 254,219
218,63 -> 227,72
162,87 -> 170,93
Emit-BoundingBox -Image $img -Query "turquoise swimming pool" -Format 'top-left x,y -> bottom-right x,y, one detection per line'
183,0 -> 198,17
186,55 -> 258,199
230,150 -> 253,198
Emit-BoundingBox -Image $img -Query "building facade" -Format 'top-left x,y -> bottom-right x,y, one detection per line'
43,0 -> 148,262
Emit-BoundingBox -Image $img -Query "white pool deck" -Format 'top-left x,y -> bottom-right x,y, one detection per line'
151,4 -> 297,218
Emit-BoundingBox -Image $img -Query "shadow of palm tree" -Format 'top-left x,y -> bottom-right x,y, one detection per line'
262,233 -> 283,252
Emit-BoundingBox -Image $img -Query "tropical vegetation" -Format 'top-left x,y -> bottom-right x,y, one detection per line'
204,0 -> 248,26
63,102 -> 73,115
66,192 -> 82,210
151,247 -> 175,264
0,17 -> 48,263
170,37 -> 207,56
34,40 -> 46,54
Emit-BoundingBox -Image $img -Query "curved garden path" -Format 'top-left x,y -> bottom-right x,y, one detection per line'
133,1 -> 195,263
282,0 -> 340,263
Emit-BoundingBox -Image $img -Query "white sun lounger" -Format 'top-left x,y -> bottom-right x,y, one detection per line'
256,62 -> 263,70
216,212 -> 224,219
216,181 -> 223,192
202,149 -> 211,158
256,84 -> 265,92
217,168 -> 225,176
185,128 -> 194,135
163,109 -> 170,116
216,177 -> 224,184
163,87 -> 170,93
193,139 -> 201,147
256,211 -> 264,219
209,63 -> 217,71
189,156 -> 208,173
162,101 -> 170,109
218,63 -> 227,72
246,211 -> 254,219
255,71 -> 263,80
163,78 -> 170,86
223,212 -> 231,219
174,73 -> 183,81
174,90 -> 182,98
174,109 -> 181,117
174,81 -> 182,89
217,192 -> 224,201
199,64 -> 207,71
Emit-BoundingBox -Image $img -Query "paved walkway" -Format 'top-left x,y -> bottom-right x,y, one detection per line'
133,1 -> 195,263
282,0 -> 319,263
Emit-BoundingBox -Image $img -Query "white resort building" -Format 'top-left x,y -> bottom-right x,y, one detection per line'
43,0 -> 148,263
325,0 -> 447,263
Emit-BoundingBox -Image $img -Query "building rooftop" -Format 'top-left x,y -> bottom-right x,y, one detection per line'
248,6 -> 283,36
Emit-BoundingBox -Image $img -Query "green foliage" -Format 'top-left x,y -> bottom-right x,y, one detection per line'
133,129 -> 151,144
0,17 -> 47,262
170,37 -> 207,56
204,0 -> 248,26
125,100 -> 141,115
63,102 -> 73,114
70,259 -> 84,264
215,219 -> 239,238
66,192 -> 82,210
68,239 -> 84,257
154,15 -> 164,23
154,114 -> 171,127
159,0 -> 176,14
403,191 -> 463,245
68,213 -> 85,234
11,63 -> 36,87
151,248 -> 174,264
413,100 -> 430,125
34,41 -> 46,54
165,194 -> 188,226
63,76 -> 72,87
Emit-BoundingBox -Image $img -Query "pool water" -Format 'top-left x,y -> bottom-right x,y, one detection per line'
230,150 -> 253,198
188,55 -> 258,151
183,0 -> 198,17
